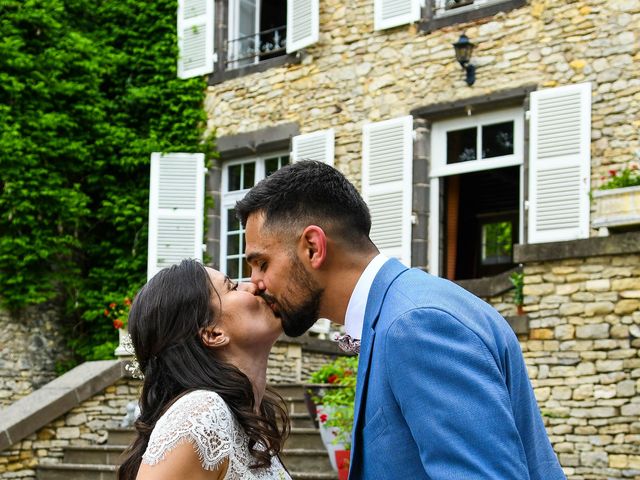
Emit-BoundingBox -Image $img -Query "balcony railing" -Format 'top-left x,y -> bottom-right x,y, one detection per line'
225,25 -> 287,70
433,0 -> 504,16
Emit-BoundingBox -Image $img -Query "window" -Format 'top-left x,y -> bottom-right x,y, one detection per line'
432,0 -> 516,17
430,108 -> 524,280
177,0 -> 318,81
227,0 -> 287,69
220,153 -> 290,281
374,0 -> 525,31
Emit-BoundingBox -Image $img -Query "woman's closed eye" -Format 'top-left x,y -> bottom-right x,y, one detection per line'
225,276 -> 239,291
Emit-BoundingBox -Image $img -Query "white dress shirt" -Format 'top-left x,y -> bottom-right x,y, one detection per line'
344,254 -> 388,340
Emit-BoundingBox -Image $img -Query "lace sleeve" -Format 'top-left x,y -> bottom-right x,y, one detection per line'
142,390 -> 236,471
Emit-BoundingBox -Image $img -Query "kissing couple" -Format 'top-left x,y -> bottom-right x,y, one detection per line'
118,161 -> 565,480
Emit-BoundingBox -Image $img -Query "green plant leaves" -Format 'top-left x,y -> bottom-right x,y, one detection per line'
0,0 -> 213,366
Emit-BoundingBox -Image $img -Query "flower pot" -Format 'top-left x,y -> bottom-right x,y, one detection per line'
316,404 -> 349,471
335,449 -> 350,480
592,186 -> 640,231
303,383 -> 345,427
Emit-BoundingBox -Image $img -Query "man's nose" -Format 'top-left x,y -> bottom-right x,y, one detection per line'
250,270 -> 266,293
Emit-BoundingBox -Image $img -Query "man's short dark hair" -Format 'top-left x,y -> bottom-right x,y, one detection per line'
235,160 -> 372,246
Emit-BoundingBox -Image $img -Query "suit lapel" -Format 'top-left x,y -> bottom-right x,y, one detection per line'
351,259 -> 408,458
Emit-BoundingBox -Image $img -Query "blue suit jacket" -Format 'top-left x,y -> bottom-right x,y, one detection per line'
348,259 -> 565,480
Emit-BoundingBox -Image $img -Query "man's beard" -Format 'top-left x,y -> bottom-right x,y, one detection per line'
262,256 -> 323,337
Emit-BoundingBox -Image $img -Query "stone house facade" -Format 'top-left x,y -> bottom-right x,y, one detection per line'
176,0 -> 639,478
1,0 -> 638,478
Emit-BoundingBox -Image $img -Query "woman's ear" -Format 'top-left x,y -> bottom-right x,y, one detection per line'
300,225 -> 327,269
200,326 -> 229,349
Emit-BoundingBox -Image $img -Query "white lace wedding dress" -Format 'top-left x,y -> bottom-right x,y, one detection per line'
142,390 -> 291,479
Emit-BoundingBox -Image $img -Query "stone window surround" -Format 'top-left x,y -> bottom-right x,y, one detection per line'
410,84 -> 537,276
207,0 -> 301,86
207,0 -> 526,85
205,122 -> 300,268
420,0 -> 528,33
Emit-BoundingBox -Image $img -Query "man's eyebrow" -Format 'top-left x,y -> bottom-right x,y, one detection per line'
245,252 -> 263,264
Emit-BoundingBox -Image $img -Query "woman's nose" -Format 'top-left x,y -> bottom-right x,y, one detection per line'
237,282 -> 257,294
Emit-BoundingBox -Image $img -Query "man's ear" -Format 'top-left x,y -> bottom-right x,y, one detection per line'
200,326 -> 229,349
300,225 -> 327,269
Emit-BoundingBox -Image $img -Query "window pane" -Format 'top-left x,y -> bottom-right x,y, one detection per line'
227,234 -> 240,256
243,162 -> 255,189
481,221 -> 512,265
227,208 -> 239,232
482,121 -> 514,159
227,258 -> 240,280
228,165 -> 242,191
265,158 -> 279,177
447,127 -> 477,164
242,260 -> 251,280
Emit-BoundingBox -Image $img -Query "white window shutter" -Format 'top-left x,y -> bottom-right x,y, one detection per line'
177,0 -> 215,79
528,83 -> 591,244
148,153 -> 206,280
374,0 -> 421,31
286,0 -> 319,53
291,129 -> 334,165
362,116 -> 413,266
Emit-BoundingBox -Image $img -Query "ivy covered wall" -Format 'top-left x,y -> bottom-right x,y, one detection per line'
0,0 -> 213,364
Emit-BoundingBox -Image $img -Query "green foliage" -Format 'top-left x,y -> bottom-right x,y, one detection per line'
510,271 -> 524,306
309,355 -> 358,384
0,0 -> 213,364
310,356 -> 358,448
599,164 -> 640,190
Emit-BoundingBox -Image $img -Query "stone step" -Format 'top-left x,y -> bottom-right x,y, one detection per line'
37,462 -> 338,480
106,427 -> 134,446
290,472 -> 339,480
286,427 -> 325,450
289,412 -> 317,429
107,428 -> 323,454
37,463 -> 116,480
271,383 -> 306,398
281,448 -> 333,472
64,445 -> 126,466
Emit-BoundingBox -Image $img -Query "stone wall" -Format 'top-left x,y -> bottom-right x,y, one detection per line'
0,377 -> 141,479
0,308 -> 69,408
0,340 -> 341,478
205,0 -> 639,191
488,250 -> 639,479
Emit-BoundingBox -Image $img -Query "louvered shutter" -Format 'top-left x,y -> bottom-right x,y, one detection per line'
177,0 -> 215,79
374,0 -> 421,31
362,116 -> 413,266
286,0 -> 319,53
528,83 -> 591,244
148,153 -> 206,280
291,129 -> 334,165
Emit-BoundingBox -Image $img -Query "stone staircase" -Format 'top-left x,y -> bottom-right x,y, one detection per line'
36,383 -> 338,480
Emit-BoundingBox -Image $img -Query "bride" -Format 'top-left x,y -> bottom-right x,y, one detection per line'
117,259 -> 291,480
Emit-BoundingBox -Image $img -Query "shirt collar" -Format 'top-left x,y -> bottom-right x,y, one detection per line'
344,254 -> 388,340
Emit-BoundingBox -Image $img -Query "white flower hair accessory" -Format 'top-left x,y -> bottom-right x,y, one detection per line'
121,331 -> 144,379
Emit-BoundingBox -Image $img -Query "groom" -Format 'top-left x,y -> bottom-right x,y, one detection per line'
236,161 -> 565,479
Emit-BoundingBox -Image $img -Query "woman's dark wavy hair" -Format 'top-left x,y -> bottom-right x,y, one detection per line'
117,259 -> 290,479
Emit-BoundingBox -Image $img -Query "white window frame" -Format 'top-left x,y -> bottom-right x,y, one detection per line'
433,0 -> 512,17
228,0 -> 261,68
429,108 -> 524,277
220,152 -> 290,281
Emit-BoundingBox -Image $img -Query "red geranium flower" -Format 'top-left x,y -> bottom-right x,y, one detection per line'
609,169 -> 617,177
327,374 -> 339,384
124,297 -> 132,306
104,309 -> 110,317
113,319 -> 124,329
319,413 -> 328,423
109,302 -> 117,309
